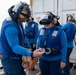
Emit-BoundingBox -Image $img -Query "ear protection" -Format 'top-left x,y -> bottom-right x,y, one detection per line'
47,12 -> 60,20
8,5 -> 16,20
8,1 -> 31,20
39,13 -> 54,25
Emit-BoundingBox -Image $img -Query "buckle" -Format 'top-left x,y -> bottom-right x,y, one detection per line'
45,48 -> 51,55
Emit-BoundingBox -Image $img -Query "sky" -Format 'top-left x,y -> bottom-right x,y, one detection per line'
0,0 -> 30,29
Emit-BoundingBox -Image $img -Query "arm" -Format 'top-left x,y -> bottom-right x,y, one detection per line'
62,23 -> 69,31
60,30 -> 67,62
5,25 -> 45,58
24,37 -> 31,48
34,23 -> 39,44
60,29 -> 67,69
36,37 -> 40,49
5,26 -> 31,56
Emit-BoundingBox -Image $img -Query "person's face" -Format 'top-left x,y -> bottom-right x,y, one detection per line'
18,7 -> 30,22
67,17 -> 72,22
54,18 -> 57,24
18,11 -> 30,22
18,14 -> 29,22
45,22 -> 54,28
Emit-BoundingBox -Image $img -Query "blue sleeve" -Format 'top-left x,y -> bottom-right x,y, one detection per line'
5,26 -> 31,56
34,23 -> 39,44
36,30 -> 41,49
62,23 -> 70,30
36,37 -> 40,49
24,37 -> 31,48
60,30 -> 67,62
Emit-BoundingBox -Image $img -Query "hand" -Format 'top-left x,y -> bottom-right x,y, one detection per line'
22,56 -> 32,69
60,62 -> 66,69
33,48 -> 45,57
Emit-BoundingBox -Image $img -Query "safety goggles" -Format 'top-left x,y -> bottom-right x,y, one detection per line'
21,13 -> 30,18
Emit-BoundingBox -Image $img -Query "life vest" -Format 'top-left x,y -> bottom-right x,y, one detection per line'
25,21 -> 37,38
39,26 -> 62,56
1,18 -> 25,58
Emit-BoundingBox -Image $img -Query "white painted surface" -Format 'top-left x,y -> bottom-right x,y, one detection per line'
0,0 -> 30,29
32,0 -> 76,25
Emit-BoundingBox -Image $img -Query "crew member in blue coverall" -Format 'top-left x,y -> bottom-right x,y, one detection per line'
25,16 -> 39,70
1,1 -> 45,75
25,16 -> 39,51
62,15 -> 76,75
36,12 -> 67,75
36,12 -> 63,75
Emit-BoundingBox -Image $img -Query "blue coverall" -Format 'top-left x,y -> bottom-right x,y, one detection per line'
37,25 -> 67,75
25,20 -> 39,51
1,18 -> 32,75
62,22 -> 76,75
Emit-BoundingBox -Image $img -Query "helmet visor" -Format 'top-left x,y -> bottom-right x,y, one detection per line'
39,14 -> 52,25
20,6 -> 31,18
